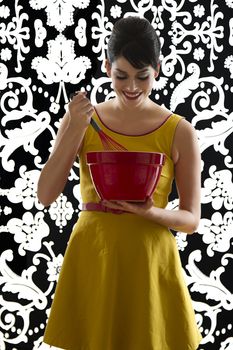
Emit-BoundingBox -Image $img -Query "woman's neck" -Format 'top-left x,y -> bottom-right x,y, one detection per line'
111,97 -> 155,117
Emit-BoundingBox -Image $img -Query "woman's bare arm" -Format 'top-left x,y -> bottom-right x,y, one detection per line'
37,92 -> 94,206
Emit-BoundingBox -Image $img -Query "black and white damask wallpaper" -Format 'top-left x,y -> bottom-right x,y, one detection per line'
0,0 -> 233,349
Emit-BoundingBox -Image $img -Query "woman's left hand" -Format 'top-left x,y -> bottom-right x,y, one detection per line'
101,196 -> 154,216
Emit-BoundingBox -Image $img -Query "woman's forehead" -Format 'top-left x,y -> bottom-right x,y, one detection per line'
111,57 -> 152,72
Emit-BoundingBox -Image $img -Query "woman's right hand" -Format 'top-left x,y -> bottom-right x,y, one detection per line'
68,91 -> 94,129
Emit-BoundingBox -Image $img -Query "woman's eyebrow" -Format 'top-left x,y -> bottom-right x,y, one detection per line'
115,68 -> 149,74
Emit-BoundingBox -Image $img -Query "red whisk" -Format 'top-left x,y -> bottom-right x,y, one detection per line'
69,91 -> 127,151
90,118 -> 127,151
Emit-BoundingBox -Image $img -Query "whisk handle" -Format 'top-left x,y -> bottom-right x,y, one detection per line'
90,117 -> 101,132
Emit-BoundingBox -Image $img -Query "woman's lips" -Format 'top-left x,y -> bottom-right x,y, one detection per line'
123,91 -> 142,100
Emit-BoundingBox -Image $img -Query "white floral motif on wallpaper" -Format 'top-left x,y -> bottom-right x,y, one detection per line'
31,34 -> 92,110
0,0 -> 30,72
1,99 -> 54,172
197,113 -> 233,166
32,34 -> 91,85
0,48 -> 12,61
202,166 -> 233,210
34,19 -> 47,48
29,0 -> 90,32
185,250 -> 233,344
198,212 -> 233,257
169,0 -> 224,72
46,253 -> 64,282
169,63 -> 200,111
225,0 -> 233,9
0,4 -> 10,18
229,17 -> 233,45
48,194 -> 74,232
5,212 -> 49,256
0,250 -> 49,345
0,205 -> 12,217
75,18 -> 87,47
110,5 -> 122,18
91,0 -> 114,71
7,166 -> 43,210
224,55 -> 233,78
220,337 -> 233,350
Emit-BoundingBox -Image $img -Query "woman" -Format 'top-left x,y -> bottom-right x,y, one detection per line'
38,16 -> 202,350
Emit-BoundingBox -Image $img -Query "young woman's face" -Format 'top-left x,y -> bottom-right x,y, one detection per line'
105,56 -> 159,108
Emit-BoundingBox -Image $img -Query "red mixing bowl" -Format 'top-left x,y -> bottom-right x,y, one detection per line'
86,151 -> 165,202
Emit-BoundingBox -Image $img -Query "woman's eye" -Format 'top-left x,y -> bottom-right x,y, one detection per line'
138,76 -> 149,80
116,76 -> 127,80
115,76 -> 149,80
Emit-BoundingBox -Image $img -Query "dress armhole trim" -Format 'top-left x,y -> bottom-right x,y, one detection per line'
169,116 -> 185,161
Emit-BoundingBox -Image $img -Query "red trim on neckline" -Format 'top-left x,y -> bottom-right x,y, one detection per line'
94,107 -> 173,137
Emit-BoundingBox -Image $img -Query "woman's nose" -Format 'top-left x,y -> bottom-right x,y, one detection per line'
127,79 -> 138,91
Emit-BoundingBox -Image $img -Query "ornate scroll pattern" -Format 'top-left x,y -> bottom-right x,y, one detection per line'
0,1 -> 232,349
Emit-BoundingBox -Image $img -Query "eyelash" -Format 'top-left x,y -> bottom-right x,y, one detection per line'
116,76 -> 149,81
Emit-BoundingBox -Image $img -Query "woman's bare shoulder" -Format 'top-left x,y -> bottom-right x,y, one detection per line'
94,99 -> 113,112
175,118 -> 197,136
172,118 -> 199,163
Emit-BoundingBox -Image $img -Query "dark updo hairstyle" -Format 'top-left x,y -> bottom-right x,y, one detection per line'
107,16 -> 161,71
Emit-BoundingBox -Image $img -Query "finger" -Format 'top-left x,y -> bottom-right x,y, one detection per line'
75,93 -> 88,103
69,98 -> 92,114
86,107 -> 94,117
114,201 -> 136,211
77,99 -> 92,110
114,200 -> 128,207
69,91 -> 81,100
146,196 -> 153,203
79,104 -> 94,116
149,197 -> 154,205
102,200 -> 123,210
102,200 -> 116,207
69,90 -> 87,101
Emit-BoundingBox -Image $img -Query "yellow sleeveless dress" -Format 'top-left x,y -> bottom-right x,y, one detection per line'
43,111 -> 202,350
